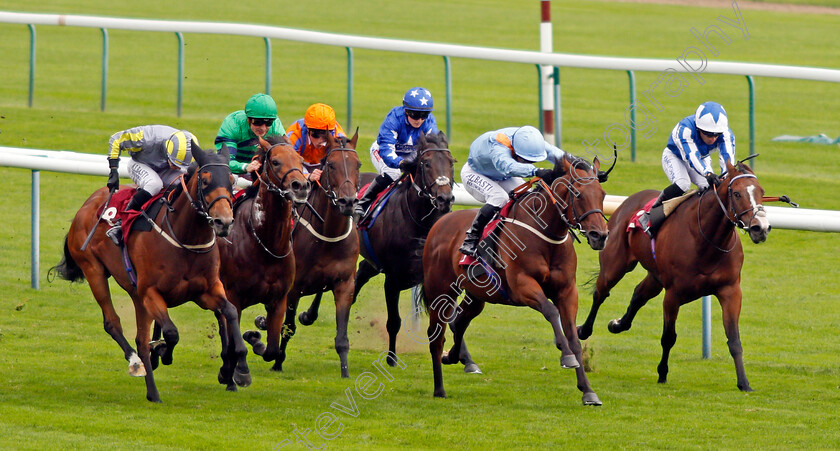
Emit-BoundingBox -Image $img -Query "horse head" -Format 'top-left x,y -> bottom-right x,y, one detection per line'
406,131 -> 455,213
719,161 -> 770,243
550,154 -> 609,250
257,136 -> 311,204
321,130 -> 362,216
191,144 -> 235,237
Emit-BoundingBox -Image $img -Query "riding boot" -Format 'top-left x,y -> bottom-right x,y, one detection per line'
638,183 -> 683,238
354,173 -> 393,220
459,204 -> 500,257
125,189 -> 153,213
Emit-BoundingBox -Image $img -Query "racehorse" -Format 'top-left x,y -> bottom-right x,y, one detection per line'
269,132 -> 362,378
298,131 -> 455,366
421,154 -> 608,405
576,160 -> 770,391
217,136 -> 311,372
51,145 -> 247,403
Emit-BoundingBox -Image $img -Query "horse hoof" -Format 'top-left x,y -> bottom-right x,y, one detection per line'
386,354 -> 398,367
226,383 -> 238,392
341,366 -> 350,378
252,341 -> 266,356
561,354 -> 580,369
463,363 -> 482,374
576,325 -> 591,340
233,369 -> 252,388
128,355 -> 146,377
254,316 -> 268,331
433,389 -> 447,398
739,384 -> 754,392
607,319 -> 624,334
298,311 -> 316,326
243,330 -> 261,344
582,392 -> 602,406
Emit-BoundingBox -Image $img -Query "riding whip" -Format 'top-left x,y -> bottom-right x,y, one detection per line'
80,189 -> 115,251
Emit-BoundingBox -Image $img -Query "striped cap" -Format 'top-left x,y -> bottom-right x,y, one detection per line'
165,130 -> 196,168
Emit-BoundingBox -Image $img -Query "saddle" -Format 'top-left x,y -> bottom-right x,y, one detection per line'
98,188 -> 168,245
628,189 -> 697,233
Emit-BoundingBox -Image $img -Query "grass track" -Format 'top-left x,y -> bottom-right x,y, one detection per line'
1,1 -> 839,449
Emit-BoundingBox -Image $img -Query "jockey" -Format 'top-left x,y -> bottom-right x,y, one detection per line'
637,101 -> 736,237
286,103 -> 347,183
354,86 -> 440,218
458,125 -> 566,257
215,93 -> 286,183
105,125 -> 197,243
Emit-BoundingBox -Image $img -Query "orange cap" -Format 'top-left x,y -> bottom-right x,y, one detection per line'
304,103 -> 337,130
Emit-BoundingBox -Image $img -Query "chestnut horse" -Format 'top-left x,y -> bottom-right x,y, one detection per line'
52,145 -> 246,403
217,136 -> 311,373
576,160 -> 770,391
298,131 -> 455,366
269,132 -> 362,378
421,155 -> 608,405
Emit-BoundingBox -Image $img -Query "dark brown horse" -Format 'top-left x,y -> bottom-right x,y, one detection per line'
52,145 -> 246,403
268,132 -> 362,378
576,161 -> 770,391
299,131 -> 455,366
421,155 -> 608,405
217,136 -> 311,372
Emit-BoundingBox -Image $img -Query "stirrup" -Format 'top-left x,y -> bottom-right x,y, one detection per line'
636,212 -> 653,238
459,239 -> 478,257
106,225 -> 123,246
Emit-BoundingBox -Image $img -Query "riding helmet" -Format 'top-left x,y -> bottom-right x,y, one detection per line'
165,130 -> 196,169
512,126 -> 547,162
304,103 -> 337,130
694,101 -> 728,134
245,93 -> 278,119
402,87 -> 434,111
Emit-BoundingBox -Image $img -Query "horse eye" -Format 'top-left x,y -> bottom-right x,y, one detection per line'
733,192 -> 741,199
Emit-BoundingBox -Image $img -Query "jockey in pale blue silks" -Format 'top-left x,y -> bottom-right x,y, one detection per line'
458,125 -> 567,257
355,87 -> 440,218
637,101 -> 736,237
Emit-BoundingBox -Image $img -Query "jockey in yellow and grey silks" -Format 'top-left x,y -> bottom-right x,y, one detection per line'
215,93 -> 285,181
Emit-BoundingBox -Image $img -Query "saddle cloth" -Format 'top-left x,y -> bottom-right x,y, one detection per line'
628,189 -> 697,232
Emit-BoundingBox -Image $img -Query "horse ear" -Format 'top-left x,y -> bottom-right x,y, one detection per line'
350,128 -> 359,147
593,156 -> 601,172
554,153 -> 571,176
418,132 -> 428,148
192,143 -> 207,166
219,143 -> 230,161
437,130 -> 448,147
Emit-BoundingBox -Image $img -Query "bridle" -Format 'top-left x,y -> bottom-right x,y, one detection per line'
698,172 -> 763,253
409,147 -> 454,207
256,143 -> 306,201
316,145 -> 360,208
152,161 -> 233,253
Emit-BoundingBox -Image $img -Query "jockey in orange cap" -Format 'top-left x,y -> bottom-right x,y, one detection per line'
286,103 -> 347,182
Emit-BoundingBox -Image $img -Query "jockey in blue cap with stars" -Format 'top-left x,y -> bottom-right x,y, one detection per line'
637,101 -> 736,237
355,86 -> 440,218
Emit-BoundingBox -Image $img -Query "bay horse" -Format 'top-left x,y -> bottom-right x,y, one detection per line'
576,160 -> 770,391
298,131 -> 455,366
268,132 -> 362,378
51,145 -> 247,403
420,154 -> 608,405
217,136 -> 311,372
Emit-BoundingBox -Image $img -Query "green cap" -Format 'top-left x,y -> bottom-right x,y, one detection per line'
245,93 -> 277,119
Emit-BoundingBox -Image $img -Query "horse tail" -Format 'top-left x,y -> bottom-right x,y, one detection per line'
49,234 -> 86,283
582,271 -> 599,295
412,283 -> 429,315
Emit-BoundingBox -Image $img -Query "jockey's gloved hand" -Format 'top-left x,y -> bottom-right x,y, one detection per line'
704,172 -> 721,188
534,168 -> 553,180
398,158 -> 413,173
597,170 -> 609,183
107,159 -> 120,192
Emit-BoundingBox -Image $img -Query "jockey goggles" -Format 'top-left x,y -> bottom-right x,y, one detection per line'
406,110 -> 430,120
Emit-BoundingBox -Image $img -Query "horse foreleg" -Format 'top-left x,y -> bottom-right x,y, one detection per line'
518,278 -> 579,369
656,291 -> 681,384
577,237 -> 637,340
608,272 -> 663,334
262,298 -> 288,371
333,279 -> 355,378
141,288 -> 179,369
199,282 -> 250,390
353,259 -> 379,303
85,269 -> 143,377
383,277 -> 402,366
554,285 -> 602,406
132,300 -> 160,403
298,291 -> 324,326
426,293 -> 449,398
718,285 -> 752,392
276,292 -> 302,372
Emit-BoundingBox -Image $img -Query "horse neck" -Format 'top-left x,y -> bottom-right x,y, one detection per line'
254,184 -> 294,247
511,188 -> 571,241
399,177 -> 440,232
693,188 -> 737,250
309,185 -> 351,236
167,176 -> 213,243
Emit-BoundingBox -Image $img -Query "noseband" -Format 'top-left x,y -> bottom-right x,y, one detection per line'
317,146 -> 359,207
699,173 -> 762,252
544,167 -> 605,237
257,143 -> 306,200
184,162 -> 233,223
410,147 -> 454,207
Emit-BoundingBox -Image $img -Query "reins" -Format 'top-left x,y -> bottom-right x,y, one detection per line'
697,173 -> 759,253
298,144 -> 359,243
